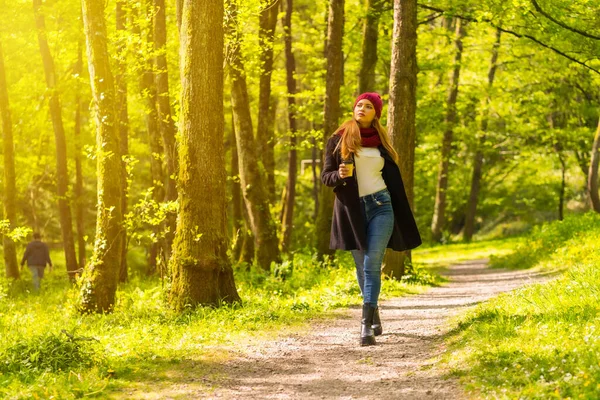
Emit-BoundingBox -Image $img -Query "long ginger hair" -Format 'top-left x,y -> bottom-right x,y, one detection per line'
333,118 -> 399,164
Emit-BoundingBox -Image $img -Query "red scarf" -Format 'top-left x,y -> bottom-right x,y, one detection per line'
337,127 -> 382,147
359,127 -> 381,147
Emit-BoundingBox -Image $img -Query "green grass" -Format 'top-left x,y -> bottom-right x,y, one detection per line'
0,249 -> 437,399
442,212 -> 600,399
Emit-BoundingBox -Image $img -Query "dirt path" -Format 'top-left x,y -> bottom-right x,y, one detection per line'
203,259 -> 554,399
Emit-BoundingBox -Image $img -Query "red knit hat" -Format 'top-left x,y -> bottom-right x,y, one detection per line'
353,92 -> 383,119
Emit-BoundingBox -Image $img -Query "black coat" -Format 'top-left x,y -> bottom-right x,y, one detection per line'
321,134 -> 422,251
21,240 -> 52,267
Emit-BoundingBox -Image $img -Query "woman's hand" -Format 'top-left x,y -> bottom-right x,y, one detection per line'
338,163 -> 350,179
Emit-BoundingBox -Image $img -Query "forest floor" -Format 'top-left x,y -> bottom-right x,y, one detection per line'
111,259 -> 553,399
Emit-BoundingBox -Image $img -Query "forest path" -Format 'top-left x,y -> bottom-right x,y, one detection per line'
205,260 -> 553,400
116,260 -> 553,399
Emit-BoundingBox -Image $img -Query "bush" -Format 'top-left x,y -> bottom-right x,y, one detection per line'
0,331 -> 105,381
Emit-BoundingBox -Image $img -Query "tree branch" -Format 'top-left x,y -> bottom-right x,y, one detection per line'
417,4 -> 600,76
530,0 -> 600,41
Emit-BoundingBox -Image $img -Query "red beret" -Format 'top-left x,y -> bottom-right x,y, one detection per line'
353,92 -> 383,119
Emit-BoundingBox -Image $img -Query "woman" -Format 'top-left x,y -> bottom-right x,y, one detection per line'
321,92 -> 422,346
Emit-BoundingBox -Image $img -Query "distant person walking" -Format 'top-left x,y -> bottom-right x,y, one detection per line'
21,232 -> 53,291
321,92 -> 422,346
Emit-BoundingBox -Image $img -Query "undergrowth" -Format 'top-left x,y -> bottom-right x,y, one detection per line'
0,249 -> 437,399
443,212 -> 600,399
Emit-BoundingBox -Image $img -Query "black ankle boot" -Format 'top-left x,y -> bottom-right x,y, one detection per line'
361,303 -> 376,346
372,306 -> 382,336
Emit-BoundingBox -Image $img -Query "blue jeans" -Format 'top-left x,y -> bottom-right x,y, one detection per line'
351,188 -> 394,306
29,265 -> 45,291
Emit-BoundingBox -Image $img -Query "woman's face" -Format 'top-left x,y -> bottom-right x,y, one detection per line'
354,99 -> 376,127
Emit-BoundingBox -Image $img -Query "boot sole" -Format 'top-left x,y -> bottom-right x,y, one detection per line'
360,336 -> 376,346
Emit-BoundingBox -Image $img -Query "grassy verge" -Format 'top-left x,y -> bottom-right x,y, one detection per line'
442,212 -> 600,398
0,249 -> 438,399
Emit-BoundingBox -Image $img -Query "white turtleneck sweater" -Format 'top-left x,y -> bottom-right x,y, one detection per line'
354,147 -> 386,197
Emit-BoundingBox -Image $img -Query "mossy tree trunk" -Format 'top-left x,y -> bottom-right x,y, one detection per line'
383,0 -> 418,278
153,0 -> 178,262
358,0 -> 384,93
0,40 -> 20,280
80,0 -> 123,313
116,0 -> 129,282
34,0 -> 79,280
257,0 -> 279,202
168,0 -> 241,310
280,0 -> 298,253
226,0 -> 280,270
431,18 -> 466,243
316,0 -> 344,260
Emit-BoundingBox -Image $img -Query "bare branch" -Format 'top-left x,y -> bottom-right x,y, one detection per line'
530,0 -> 600,41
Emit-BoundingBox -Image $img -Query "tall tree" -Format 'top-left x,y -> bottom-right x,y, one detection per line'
80,0 -> 123,313
169,0 -> 240,309
226,0 -> 280,270
358,0 -> 384,93
136,0 -> 166,274
33,0 -> 79,280
0,40 -> 20,280
383,0 -> 418,278
257,0 -> 279,201
280,0 -> 298,252
116,0 -> 129,282
431,18 -> 466,243
153,0 -> 178,261
589,117 -> 600,213
74,34 -> 87,270
315,0 -> 344,259
463,29 -> 501,242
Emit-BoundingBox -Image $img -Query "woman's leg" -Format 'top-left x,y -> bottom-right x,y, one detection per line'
351,250 -> 365,295
362,202 -> 394,307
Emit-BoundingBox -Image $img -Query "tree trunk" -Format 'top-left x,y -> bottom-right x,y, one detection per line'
116,0 -> 129,283
227,0 -> 280,270
257,0 -> 279,202
176,0 -> 183,32
153,0 -> 178,263
558,151 -> 566,221
169,0 -> 240,310
138,0 -> 166,275
463,29 -> 501,242
431,18 -> 466,243
33,0 -> 78,280
316,0 -> 344,260
0,40 -> 20,280
80,0 -> 123,313
230,121 -> 243,262
358,0 -> 383,93
312,133 -> 319,221
74,35 -> 87,270
588,117 -> 600,213
383,0 -> 418,278
280,0 -> 298,252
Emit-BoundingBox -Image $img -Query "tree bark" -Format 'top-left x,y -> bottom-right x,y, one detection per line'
154,0 -> 178,262
589,117 -> 600,213
116,0 -> 129,282
0,40 -> 20,280
431,18 -> 466,243
227,0 -> 280,270
169,0 -> 240,310
74,34 -> 87,270
463,29 -> 501,242
230,120 -> 243,262
558,151 -> 566,221
80,0 -> 123,313
138,0 -> 166,275
383,0 -> 418,278
358,0 -> 383,93
33,0 -> 79,280
257,0 -> 279,201
316,0 -> 344,260
280,0 -> 298,253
